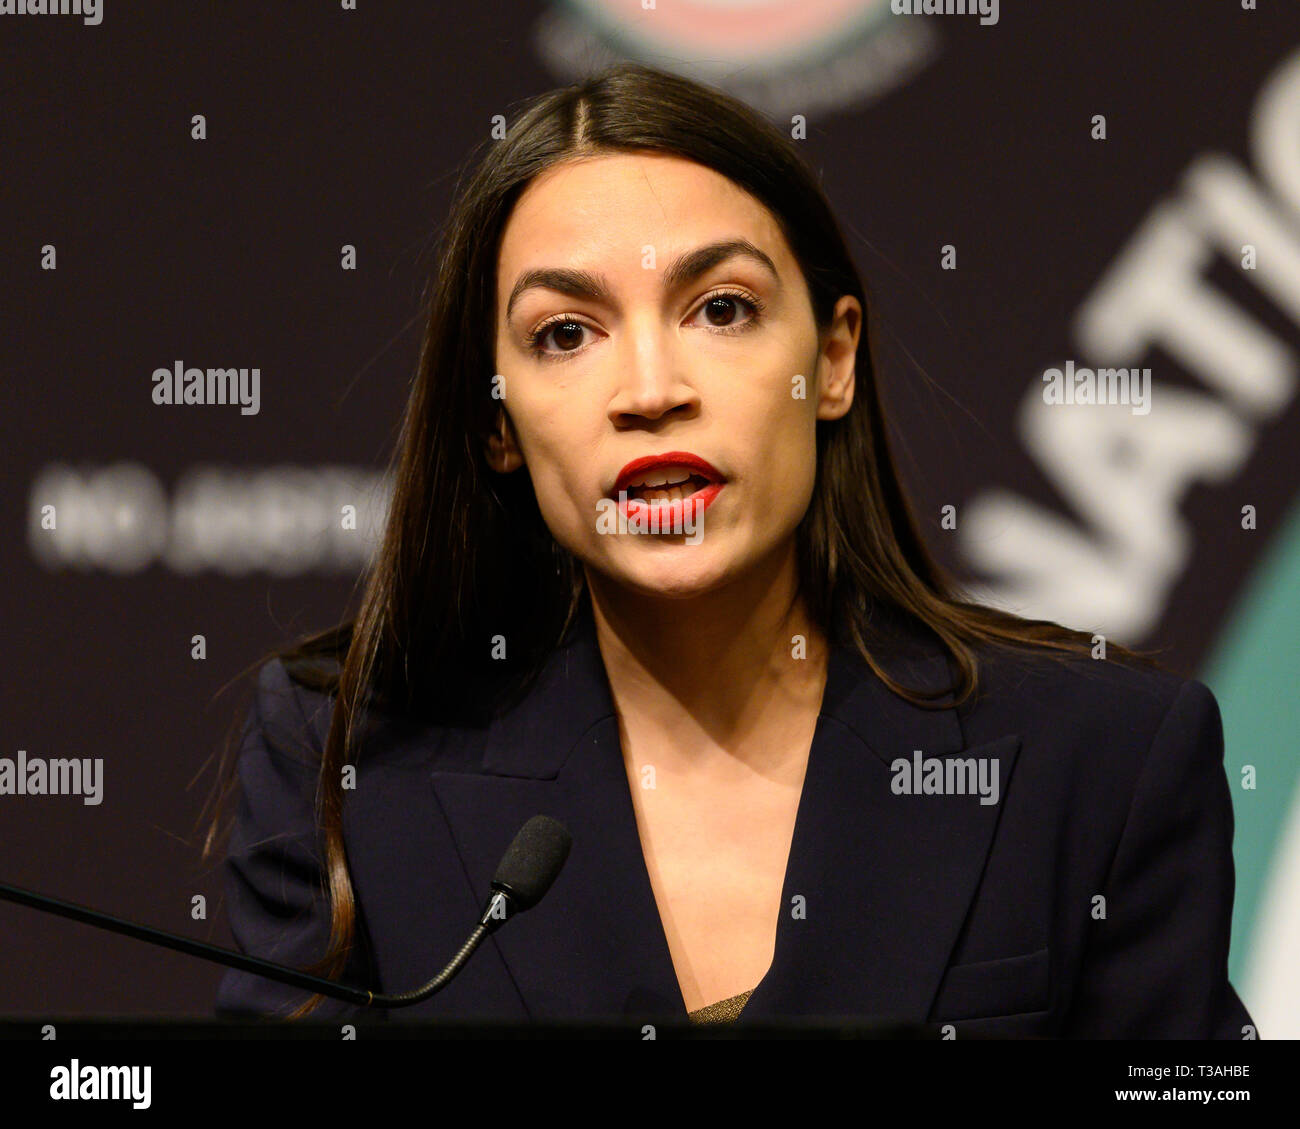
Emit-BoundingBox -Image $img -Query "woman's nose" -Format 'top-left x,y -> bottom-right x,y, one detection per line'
607,318 -> 700,424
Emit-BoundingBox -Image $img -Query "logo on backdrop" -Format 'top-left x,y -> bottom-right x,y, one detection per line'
959,47 -> 1300,641
535,0 -> 939,118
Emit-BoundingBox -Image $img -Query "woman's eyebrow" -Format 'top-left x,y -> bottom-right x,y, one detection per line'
504,238 -> 779,323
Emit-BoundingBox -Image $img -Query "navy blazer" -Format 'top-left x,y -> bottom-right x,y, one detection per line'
214,604 -> 1255,1037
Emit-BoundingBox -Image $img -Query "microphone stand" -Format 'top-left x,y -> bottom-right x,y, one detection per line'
2,814 -> 570,1011
1,878 -> 451,1008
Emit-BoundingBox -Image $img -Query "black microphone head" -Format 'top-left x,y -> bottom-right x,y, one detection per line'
491,815 -> 572,911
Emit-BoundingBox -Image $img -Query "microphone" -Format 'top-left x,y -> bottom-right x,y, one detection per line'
0,814 -> 572,1011
478,811 -> 573,931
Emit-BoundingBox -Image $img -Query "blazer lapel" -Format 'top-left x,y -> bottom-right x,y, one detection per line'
736,634 -> 1022,1024
346,603 -> 1021,1024
423,614 -> 686,1019
428,727 -> 687,1019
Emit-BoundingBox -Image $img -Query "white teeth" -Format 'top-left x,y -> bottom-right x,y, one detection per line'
626,482 -> 698,506
625,466 -> 697,489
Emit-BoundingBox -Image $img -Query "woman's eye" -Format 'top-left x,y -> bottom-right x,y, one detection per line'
529,319 -> 590,355
690,292 -> 762,329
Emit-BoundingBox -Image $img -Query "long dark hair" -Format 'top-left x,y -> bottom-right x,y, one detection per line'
201,62 -> 1161,1018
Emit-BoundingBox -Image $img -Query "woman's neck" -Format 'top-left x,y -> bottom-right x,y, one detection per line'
583,546 -> 830,771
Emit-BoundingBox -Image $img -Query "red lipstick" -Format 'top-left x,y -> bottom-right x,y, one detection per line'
613,451 -> 723,494
610,450 -> 726,528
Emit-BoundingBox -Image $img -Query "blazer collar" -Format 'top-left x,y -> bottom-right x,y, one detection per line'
344,598 -> 1022,1025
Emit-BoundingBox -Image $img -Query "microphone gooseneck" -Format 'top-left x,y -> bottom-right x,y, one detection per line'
377,815 -> 572,1007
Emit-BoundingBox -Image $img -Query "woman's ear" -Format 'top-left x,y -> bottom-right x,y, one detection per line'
483,407 -> 525,474
816,295 -> 860,421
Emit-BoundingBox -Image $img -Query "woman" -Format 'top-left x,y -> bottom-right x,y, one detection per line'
205,62 -> 1253,1036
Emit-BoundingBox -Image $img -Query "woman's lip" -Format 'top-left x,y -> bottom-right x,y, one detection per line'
612,481 -> 725,526
612,451 -> 724,494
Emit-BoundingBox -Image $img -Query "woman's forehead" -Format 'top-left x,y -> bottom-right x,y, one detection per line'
497,153 -> 788,278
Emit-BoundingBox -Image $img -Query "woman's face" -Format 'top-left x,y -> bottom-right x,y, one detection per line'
488,151 -> 859,601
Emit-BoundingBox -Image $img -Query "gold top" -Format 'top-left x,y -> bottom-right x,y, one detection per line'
686,988 -> 755,1025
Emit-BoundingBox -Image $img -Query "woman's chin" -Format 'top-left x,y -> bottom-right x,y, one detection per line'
603,553 -> 734,601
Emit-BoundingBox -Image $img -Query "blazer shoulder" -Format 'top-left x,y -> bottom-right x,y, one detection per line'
959,641 -> 1229,819
966,639 -> 1202,737
218,653 -> 377,1020
277,622 -> 350,696
245,654 -> 335,768
261,641 -> 473,773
